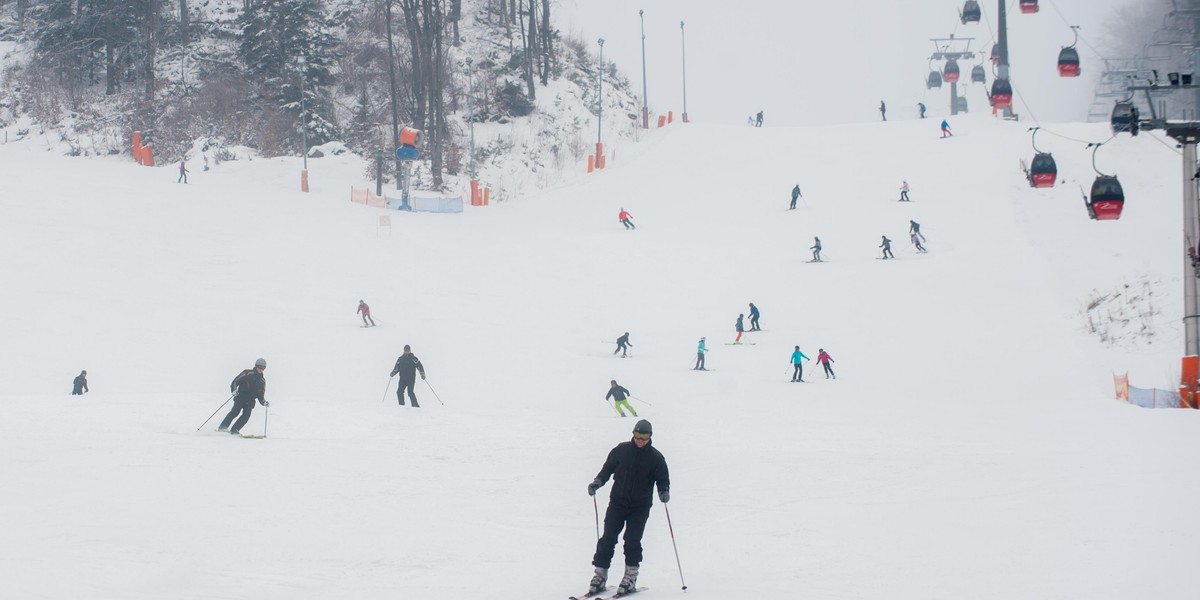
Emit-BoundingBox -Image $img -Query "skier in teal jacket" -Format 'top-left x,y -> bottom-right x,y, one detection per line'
790,346 -> 811,382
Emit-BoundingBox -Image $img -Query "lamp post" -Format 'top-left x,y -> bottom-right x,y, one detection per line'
639,9 -> 648,129
597,38 -> 605,144
465,57 -> 476,178
298,55 -> 309,192
680,20 -> 688,123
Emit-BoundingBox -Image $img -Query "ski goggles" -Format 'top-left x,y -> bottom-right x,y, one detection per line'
632,432 -> 651,441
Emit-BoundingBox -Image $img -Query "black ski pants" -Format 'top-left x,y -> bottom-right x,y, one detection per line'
695,352 -> 705,370
219,397 -> 256,433
750,316 -> 760,330
622,219 -> 636,230
615,342 -> 629,356
397,378 -> 420,407
792,363 -> 804,381
822,362 -> 836,378
593,501 -> 652,569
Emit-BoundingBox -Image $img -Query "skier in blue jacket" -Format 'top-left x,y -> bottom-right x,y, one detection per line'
694,337 -> 708,370
790,346 -> 811,382
748,303 -> 761,331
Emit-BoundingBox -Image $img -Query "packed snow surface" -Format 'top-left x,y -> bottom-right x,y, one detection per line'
1,114 -> 1197,599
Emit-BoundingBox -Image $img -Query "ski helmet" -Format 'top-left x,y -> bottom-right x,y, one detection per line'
255,358 -> 267,368
633,420 -> 653,436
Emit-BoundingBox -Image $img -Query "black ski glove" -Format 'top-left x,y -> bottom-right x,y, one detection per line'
588,479 -> 603,496
659,489 -> 670,503
259,399 -> 269,407
389,370 -> 397,377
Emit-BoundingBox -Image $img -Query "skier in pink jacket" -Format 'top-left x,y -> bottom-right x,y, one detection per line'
817,349 -> 836,379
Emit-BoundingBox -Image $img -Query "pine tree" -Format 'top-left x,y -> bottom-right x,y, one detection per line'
237,0 -> 342,146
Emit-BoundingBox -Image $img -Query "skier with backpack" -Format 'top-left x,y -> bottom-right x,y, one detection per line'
585,419 -> 670,597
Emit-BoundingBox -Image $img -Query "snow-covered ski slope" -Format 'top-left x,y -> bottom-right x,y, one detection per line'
1,114 -> 1198,600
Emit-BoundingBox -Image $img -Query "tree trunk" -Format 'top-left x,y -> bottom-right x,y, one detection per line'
540,0 -> 551,84
145,0 -> 158,101
386,0 -> 400,186
523,0 -> 535,99
105,0 -> 117,95
179,0 -> 188,43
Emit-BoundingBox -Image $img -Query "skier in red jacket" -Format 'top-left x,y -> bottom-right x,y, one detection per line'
357,300 -> 376,327
618,208 -> 636,230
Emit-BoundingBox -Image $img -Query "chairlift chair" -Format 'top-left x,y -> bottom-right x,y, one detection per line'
944,59 -> 961,83
1087,176 -> 1124,220
961,0 -> 981,24
927,71 -> 943,89
954,95 -> 968,113
1019,0 -> 1039,14
971,64 -> 986,83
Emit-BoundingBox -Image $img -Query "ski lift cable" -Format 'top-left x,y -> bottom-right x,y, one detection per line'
1045,0 -> 1105,59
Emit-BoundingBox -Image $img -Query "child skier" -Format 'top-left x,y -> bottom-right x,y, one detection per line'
810,236 -> 822,262
899,180 -> 910,202
734,314 -> 745,343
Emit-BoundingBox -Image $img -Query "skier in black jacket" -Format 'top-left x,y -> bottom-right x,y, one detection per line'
71,370 -> 88,395
614,332 -> 632,357
586,419 -> 670,596
219,358 -> 268,435
390,344 -> 426,407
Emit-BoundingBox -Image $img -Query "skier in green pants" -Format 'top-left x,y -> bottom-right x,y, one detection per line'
606,380 -> 638,417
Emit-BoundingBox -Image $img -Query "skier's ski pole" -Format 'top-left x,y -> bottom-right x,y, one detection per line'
602,397 -> 622,416
381,375 -> 394,403
196,394 -> 234,431
423,379 -> 445,405
594,495 -> 601,539
263,403 -> 269,438
664,504 -> 687,591
630,394 -> 654,406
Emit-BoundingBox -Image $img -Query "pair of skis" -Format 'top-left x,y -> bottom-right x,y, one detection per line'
570,586 -> 647,600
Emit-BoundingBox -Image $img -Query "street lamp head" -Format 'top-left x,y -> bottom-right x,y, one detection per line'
598,38 -> 605,47
640,9 -> 643,16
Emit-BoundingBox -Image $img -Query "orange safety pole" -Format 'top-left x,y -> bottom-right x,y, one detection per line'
587,155 -> 595,173
142,145 -> 155,166
483,187 -> 490,205
597,154 -> 606,169
595,142 -> 604,161
301,170 -> 309,192
470,179 -> 481,205
668,111 -> 673,123
657,115 -> 666,127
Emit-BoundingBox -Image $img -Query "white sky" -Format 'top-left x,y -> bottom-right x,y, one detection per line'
559,0 -> 1135,125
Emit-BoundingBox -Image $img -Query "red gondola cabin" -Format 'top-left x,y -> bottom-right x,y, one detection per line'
1087,176 -> 1124,220
1019,0 -> 1039,14
991,78 -> 1013,110
1058,47 -> 1081,77
1029,153 -> 1057,188
944,59 -> 961,83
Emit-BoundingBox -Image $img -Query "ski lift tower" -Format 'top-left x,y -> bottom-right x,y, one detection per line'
1121,77 -> 1200,357
929,35 -> 976,116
